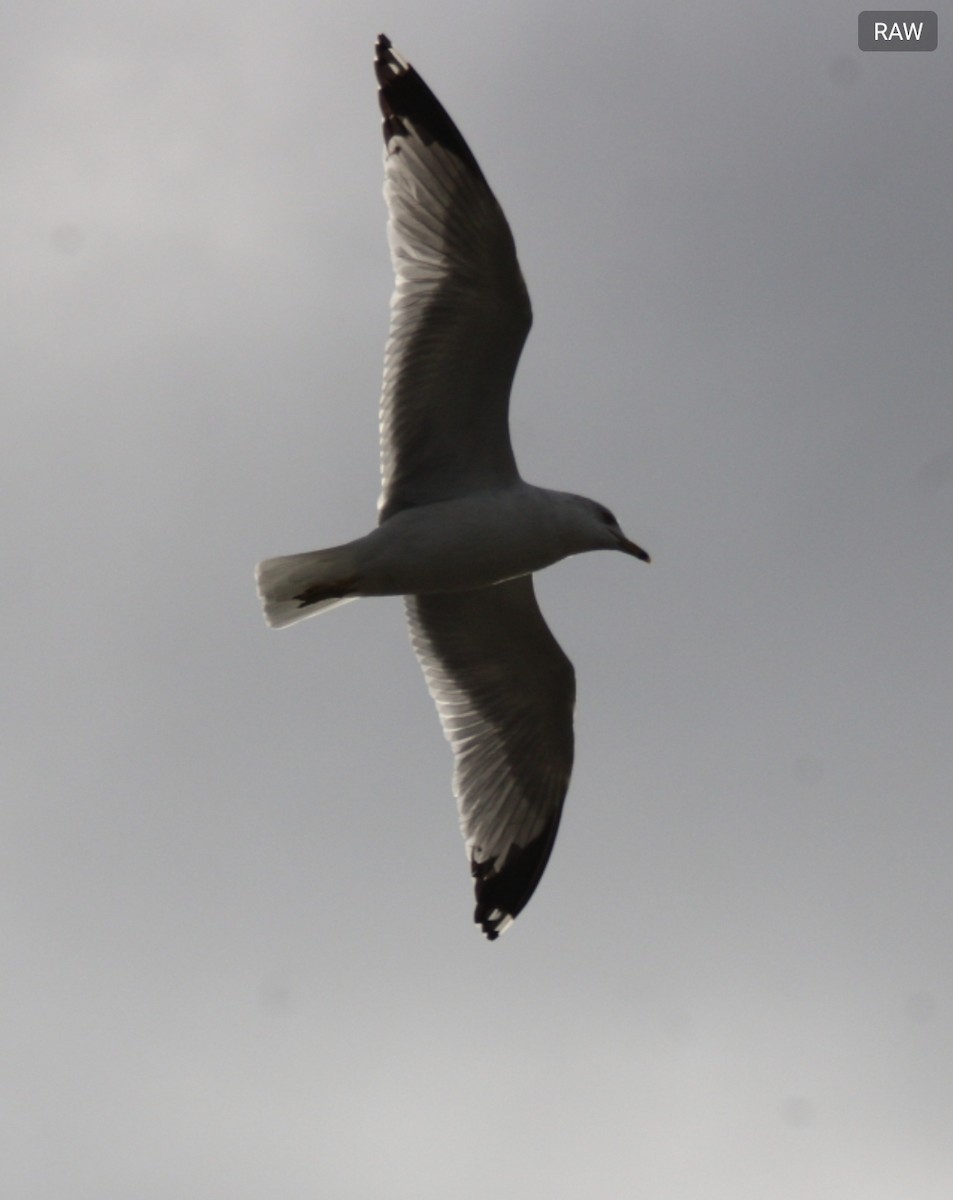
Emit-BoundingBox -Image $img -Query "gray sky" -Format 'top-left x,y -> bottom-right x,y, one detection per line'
4,2 -> 953,1196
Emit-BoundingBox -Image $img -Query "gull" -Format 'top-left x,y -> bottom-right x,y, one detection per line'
256,34 -> 650,939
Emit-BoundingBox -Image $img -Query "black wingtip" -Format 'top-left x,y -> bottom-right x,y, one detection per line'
374,33 -> 397,84
472,823 -> 561,941
373,33 -> 485,177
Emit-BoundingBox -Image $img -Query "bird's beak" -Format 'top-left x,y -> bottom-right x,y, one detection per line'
619,536 -> 651,563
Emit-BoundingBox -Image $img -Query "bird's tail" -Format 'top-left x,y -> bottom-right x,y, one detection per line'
255,547 -> 359,629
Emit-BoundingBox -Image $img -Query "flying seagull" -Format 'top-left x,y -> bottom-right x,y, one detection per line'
256,34 -> 650,939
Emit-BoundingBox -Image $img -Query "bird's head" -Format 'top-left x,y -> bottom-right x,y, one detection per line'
564,494 -> 651,562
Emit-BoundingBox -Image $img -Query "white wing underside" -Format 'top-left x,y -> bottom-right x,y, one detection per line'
406,577 -> 575,939
375,37 -> 574,938
375,36 -> 532,521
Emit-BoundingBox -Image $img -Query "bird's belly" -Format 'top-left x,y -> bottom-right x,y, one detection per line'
357,494 -> 563,596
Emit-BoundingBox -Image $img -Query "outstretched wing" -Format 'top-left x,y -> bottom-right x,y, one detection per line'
406,576 -> 576,939
375,34 -> 532,522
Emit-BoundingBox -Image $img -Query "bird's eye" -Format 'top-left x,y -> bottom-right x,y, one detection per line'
597,506 -> 616,526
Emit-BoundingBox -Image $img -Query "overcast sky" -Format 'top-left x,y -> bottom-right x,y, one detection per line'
4,2 -> 953,1197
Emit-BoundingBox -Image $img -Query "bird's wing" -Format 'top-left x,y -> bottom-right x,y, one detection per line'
374,34 -> 532,522
406,576 -> 576,939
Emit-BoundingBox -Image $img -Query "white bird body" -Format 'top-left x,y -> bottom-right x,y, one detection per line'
260,485 -> 640,614
256,35 -> 650,939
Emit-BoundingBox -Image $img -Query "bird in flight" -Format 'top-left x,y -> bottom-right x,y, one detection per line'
256,34 -> 650,939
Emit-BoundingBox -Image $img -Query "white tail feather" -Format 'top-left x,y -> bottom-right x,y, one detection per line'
255,548 -> 359,629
